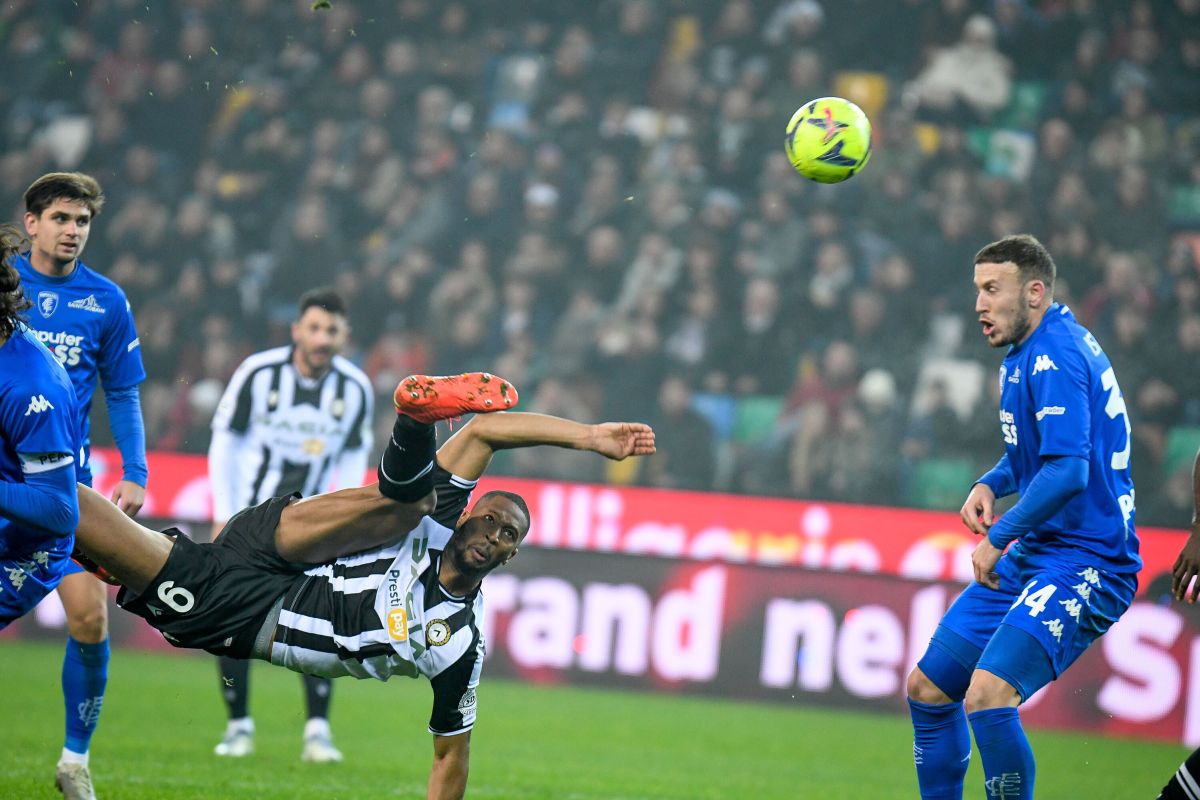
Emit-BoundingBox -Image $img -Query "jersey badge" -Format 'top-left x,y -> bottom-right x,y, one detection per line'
37,291 -> 58,318
426,619 -> 452,646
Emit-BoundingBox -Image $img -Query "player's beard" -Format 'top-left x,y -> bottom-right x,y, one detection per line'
998,304 -> 1032,348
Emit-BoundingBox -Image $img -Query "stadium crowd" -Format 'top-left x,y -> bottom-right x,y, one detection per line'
2,0 -> 1198,524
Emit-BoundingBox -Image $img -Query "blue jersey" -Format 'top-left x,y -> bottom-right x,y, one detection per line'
14,253 -> 145,483
0,323 -> 80,564
996,304 -> 1140,573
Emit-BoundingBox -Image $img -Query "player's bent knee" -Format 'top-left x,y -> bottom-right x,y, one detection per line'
907,666 -> 953,704
964,670 -> 1021,714
66,606 -> 109,642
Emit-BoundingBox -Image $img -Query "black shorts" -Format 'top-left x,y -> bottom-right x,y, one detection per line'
116,494 -> 308,659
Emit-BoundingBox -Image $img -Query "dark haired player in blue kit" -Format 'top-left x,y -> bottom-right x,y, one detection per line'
0,219 -> 83,614
0,222 -> 80,626
906,235 -> 1141,800
16,172 -> 147,800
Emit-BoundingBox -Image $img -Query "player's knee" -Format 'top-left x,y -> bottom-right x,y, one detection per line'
907,666 -> 952,704
67,602 -> 109,643
964,670 -> 1020,714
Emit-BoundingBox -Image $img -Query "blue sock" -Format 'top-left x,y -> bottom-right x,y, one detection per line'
63,637 -> 109,755
909,699 -> 970,799
968,707 -> 1035,800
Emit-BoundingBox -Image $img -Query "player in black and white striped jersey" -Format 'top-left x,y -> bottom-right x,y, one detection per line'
208,286 -> 373,763
71,372 -> 655,799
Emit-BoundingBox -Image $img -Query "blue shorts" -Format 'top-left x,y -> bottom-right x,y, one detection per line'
935,547 -> 1137,699
0,549 -> 74,628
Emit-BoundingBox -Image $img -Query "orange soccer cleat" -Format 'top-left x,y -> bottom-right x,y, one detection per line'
394,372 -> 518,424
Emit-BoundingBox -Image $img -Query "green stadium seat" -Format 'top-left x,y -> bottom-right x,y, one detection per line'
732,395 -> 785,444
1163,426 -> 1200,478
908,457 -> 976,511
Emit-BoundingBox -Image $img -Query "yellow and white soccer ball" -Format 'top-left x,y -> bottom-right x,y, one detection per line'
784,96 -> 873,184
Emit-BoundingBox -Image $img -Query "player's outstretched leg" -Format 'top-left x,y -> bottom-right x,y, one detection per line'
73,485 -> 173,594
393,372 -> 518,424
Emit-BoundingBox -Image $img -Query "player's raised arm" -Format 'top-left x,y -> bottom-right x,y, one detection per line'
435,411 -> 656,481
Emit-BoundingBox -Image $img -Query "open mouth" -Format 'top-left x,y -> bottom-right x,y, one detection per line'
981,320 -> 995,336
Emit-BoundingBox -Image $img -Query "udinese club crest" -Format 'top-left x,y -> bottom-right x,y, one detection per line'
425,619 -> 452,646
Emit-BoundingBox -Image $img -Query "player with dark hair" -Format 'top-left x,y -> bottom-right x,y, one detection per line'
17,171 -> 147,799
0,221 -> 82,634
72,372 -> 655,800
208,286 -> 373,762
0,220 -> 80,620
906,234 -> 1141,800
1155,446 -> 1200,799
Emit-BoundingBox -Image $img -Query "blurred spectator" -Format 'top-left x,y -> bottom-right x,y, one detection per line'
643,375 -> 717,491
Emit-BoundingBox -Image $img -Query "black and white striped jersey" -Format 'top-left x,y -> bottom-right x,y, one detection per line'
209,345 -> 374,520
269,467 -> 484,736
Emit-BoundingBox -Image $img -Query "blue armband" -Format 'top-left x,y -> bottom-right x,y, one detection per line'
987,455 -> 1089,549
106,385 -> 148,486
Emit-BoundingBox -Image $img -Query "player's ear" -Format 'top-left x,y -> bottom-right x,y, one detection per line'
1026,278 -> 1046,309
23,210 -> 37,237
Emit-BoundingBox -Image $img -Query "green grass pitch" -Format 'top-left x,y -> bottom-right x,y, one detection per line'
0,640 -> 1187,798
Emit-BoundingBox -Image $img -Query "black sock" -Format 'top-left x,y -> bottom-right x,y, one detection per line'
303,674 -> 333,721
377,415 -> 436,502
218,656 -> 251,719
1159,746 -> 1200,799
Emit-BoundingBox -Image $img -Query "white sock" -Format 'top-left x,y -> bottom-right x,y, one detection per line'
304,717 -> 331,740
226,717 -> 254,736
59,748 -> 88,767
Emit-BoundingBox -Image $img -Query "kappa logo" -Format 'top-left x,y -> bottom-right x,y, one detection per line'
37,291 -> 59,318
24,394 -> 54,416
1032,354 -> 1058,375
387,608 -> 408,641
67,294 -> 106,314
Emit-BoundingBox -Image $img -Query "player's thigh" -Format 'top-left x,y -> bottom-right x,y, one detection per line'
75,484 -> 172,592
980,560 -> 1137,701
915,557 -> 1023,700
57,568 -> 109,640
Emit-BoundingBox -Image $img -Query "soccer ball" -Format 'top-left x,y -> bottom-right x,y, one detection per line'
784,97 -> 873,184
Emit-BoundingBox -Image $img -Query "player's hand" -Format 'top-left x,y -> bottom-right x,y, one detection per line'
971,538 -> 1004,590
589,422 -> 656,461
109,479 -> 145,517
960,483 -> 996,537
1172,524 -> 1200,603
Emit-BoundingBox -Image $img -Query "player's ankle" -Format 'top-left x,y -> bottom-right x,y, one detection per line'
303,717 -> 331,740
